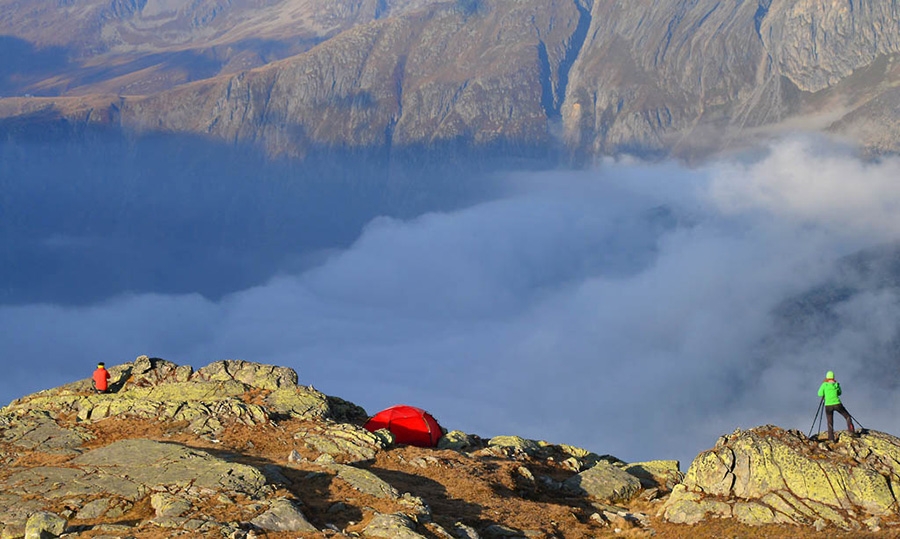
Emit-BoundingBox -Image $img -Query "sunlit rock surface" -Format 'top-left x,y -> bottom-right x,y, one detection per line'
3,357 -> 900,537
663,425 -> 900,531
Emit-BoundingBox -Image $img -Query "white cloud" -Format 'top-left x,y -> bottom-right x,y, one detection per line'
3,136 -> 900,467
709,136 -> 900,239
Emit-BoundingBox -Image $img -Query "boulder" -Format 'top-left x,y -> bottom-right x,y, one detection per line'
330,464 -> 399,499
150,493 -> 191,518
250,498 -> 317,532
129,356 -> 193,387
487,436 -> 541,456
362,513 -> 425,539
562,461 -> 642,503
72,498 -> 111,520
24,512 -> 65,539
662,426 -> 900,529
294,423 -> 386,463
437,430 -> 479,451
623,460 -> 683,491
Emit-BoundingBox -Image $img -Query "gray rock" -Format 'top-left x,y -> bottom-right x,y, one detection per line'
331,464 -> 399,499
71,439 -> 268,497
623,460 -> 683,490
487,436 -> 541,456
562,461 -> 642,503
294,423 -> 384,463
129,356 -> 192,387
3,466 -> 139,500
24,512 -> 66,539
250,498 -> 316,532
437,431 -> 478,451
482,524 -> 526,538
72,498 -> 111,520
0,411 -> 89,454
260,464 -> 290,485
362,513 -> 425,539
192,360 -> 298,390
451,522 -> 481,539
150,493 -> 191,518
1,524 -> 26,539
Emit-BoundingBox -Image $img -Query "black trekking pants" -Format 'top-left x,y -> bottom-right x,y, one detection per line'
825,403 -> 854,440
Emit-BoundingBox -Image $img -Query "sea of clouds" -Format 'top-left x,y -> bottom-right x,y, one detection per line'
3,135 -> 900,466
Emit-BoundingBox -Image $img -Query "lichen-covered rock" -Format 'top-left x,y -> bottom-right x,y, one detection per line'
330,464 -> 399,499
362,512 -> 425,539
71,439 -> 269,498
662,426 -> 900,529
24,511 -> 66,539
0,410 -> 90,454
192,360 -> 298,390
662,485 -> 731,525
129,356 -> 193,387
72,498 -> 111,521
150,493 -> 191,518
294,423 -> 385,463
265,387 -> 331,419
562,461 -> 642,503
623,460 -> 683,491
2,358 -> 367,436
437,430 -> 478,451
250,497 -> 317,532
4,466 -> 141,500
487,436 -> 541,456
0,494 -> 44,533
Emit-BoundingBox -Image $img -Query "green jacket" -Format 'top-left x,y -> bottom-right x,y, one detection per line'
818,380 -> 842,406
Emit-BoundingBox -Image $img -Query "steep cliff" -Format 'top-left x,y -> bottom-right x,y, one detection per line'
3,0 -> 900,160
116,0 -> 589,157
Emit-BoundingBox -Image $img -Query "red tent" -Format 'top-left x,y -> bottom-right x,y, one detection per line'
364,405 -> 443,447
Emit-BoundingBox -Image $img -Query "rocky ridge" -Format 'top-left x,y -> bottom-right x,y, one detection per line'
0,356 -> 681,538
2,356 -> 900,538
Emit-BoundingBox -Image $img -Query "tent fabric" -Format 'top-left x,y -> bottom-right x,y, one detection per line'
364,405 -> 443,447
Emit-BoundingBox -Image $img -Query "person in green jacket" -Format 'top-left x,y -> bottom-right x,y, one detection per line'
817,370 -> 855,442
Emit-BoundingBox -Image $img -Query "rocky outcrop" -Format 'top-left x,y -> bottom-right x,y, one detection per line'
4,356 -> 367,436
14,356 -> 900,537
0,356 -> 677,538
662,425 -> 900,531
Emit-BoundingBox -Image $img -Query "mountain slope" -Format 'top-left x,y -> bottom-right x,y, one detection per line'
3,0 -> 900,160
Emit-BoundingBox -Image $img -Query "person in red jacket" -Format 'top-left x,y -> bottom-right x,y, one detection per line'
92,362 -> 110,393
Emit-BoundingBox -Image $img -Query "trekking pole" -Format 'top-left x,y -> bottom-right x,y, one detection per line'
808,397 -> 824,439
818,403 -> 825,438
849,412 -> 865,431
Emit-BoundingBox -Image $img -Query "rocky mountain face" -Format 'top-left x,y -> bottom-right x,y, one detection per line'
3,355 -> 900,538
3,0 -> 900,160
